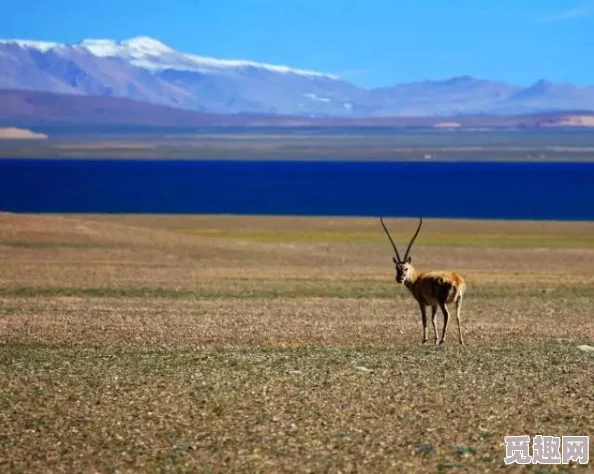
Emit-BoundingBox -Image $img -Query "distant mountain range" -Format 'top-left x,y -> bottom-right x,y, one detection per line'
2,89 -> 594,129
1,36 -> 594,117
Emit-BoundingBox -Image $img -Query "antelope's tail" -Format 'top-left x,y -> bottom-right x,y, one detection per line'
451,280 -> 466,302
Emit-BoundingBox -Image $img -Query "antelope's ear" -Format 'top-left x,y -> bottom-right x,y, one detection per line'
407,256 -> 412,263
392,257 -> 397,264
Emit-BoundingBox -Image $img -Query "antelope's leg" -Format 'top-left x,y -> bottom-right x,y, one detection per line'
455,297 -> 464,345
438,302 -> 450,345
431,305 -> 438,342
420,304 -> 428,344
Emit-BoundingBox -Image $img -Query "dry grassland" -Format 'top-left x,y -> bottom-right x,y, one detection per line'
1,213 -> 593,473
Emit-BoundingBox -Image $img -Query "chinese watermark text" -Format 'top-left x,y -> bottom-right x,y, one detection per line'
504,435 -> 589,465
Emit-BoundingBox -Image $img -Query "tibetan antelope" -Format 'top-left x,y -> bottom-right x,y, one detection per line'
380,217 -> 466,345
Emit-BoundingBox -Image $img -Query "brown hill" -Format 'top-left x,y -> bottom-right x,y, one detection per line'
0,89 -> 254,127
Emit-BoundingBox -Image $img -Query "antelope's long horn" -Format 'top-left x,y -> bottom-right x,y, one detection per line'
403,217 -> 423,261
380,217 -> 401,262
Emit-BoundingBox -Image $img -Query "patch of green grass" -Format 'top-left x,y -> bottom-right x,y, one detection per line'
456,445 -> 478,457
0,286 -> 194,299
0,281 -> 395,299
2,279 -> 593,300
532,468 -> 574,474
172,228 -> 594,249
174,228 -> 381,243
1,240 -> 114,249
426,231 -> 594,249
438,462 -> 467,472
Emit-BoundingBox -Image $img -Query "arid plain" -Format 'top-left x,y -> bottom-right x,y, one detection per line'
1,213 -> 593,473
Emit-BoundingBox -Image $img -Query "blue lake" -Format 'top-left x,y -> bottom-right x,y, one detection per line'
0,158 -> 593,220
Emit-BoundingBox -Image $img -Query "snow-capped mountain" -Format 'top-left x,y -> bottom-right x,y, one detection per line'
1,36 -> 338,78
1,36 -> 593,116
0,36 -> 361,115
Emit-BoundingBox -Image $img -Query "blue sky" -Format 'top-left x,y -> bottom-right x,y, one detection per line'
0,0 -> 591,87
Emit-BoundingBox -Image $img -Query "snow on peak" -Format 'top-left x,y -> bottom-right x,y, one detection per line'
182,53 -> 338,79
78,37 -> 173,58
77,37 -> 177,66
0,39 -> 58,52
121,36 -> 174,54
79,39 -> 120,57
79,36 -> 338,79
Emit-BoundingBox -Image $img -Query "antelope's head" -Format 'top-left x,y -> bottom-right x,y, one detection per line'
380,217 -> 423,284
